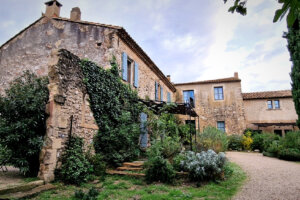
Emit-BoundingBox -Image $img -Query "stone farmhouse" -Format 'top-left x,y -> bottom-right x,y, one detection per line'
0,1 -> 298,181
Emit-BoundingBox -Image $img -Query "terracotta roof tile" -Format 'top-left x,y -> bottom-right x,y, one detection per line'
242,90 -> 292,100
174,77 -> 241,86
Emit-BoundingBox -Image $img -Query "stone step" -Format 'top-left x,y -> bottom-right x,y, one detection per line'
106,170 -> 145,177
0,184 -> 56,199
122,162 -> 144,168
116,167 -> 143,171
0,180 -> 44,195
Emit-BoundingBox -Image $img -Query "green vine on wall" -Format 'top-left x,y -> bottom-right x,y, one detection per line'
80,58 -> 143,166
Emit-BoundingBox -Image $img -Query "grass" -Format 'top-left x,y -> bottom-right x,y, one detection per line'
29,162 -> 246,200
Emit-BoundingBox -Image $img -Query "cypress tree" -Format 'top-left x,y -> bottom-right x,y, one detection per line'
286,10 -> 300,127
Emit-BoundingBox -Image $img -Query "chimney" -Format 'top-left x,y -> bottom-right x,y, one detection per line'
70,7 -> 81,21
45,0 -> 62,18
167,75 -> 171,82
234,72 -> 238,79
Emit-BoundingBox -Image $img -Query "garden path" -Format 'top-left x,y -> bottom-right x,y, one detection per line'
0,166 -> 23,188
227,152 -> 300,200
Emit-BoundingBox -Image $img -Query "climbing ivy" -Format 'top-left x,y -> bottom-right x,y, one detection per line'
80,58 -> 142,166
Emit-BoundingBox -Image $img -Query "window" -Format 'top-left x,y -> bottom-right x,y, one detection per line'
167,92 -> 171,103
267,100 -> 280,109
183,90 -> 195,107
155,81 -> 161,101
274,100 -> 280,109
214,87 -> 224,100
274,130 -> 282,137
127,59 -> 132,84
122,52 -> 139,87
267,100 -> 273,109
217,121 -> 225,132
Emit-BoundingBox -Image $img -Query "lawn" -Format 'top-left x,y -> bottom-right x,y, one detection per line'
29,162 -> 246,200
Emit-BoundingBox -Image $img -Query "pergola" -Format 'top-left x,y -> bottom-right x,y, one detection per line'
139,98 -> 199,150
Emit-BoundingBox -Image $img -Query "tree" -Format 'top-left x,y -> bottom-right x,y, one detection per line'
223,0 -> 300,28
223,0 -> 300,127
0,71 -> 49,176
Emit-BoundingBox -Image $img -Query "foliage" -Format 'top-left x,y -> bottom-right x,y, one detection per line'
180,150 -> 227,182
242,131 -> 253,150
251,133 -> 266,152
81,59 -> 142,166
147,136 -> 181,160
74,187 -> 99,200
223,162 -> 234,179
0,71 -> 49,176
278,148 -> 300,161
265,141 -> 282,156
145,155 -> 176,184
223,0 -> 247,15
286,11 -> 300,127
223,0 -> 300,28
227,134 -> 243,151
145,105 -> 193,144
172,153 -> 186,171
280,131 -> 300,149
58,136 -> 93,185
87,153 -> 106,177
196,126 -> 228,153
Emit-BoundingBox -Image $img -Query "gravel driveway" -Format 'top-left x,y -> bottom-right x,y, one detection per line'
226,152 -> 300,200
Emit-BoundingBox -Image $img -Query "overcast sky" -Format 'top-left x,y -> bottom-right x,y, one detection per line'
0,0 -> 291,92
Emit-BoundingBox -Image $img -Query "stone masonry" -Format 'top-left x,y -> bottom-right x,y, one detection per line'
38,49 -> 98,182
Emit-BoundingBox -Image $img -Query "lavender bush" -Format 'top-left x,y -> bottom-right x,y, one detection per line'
180,150 -> 226,182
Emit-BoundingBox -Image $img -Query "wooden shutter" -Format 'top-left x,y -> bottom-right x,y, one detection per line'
122,52 -> 128,81
160,87 -> 163,101
134,62 -> 139,87
155,81 -> 158,101
167,92 -> 171,103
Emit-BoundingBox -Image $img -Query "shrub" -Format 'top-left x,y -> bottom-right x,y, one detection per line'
263,140 -> 282,158
262,133 -> 280,151
280,131 -> 300,149
74,187 -> 99,200
81,60 -> 142,166
180,150 -> 226,182
88,154 -> 106,177
278,148 -> 300,161
227,135 -> 243,151
0,71 -> 49,176
147,136 -> 181,160
252,133 -> 280,152
242,131 -> 253,150
59,136 -> 93,185
196,127 -> 228,153
145,156 -> 176,184
172,153 -> 186,171
251,134 -> 265,151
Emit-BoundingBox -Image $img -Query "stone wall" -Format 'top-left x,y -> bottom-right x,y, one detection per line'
38,49 -> 98,182
175,81 -> 246,134
0,17 -> 175,101
0,17 -> 117,95
115,38 -> 175,102
244,98 -> 298,134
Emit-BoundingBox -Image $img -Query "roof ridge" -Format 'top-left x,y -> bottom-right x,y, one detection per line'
174,76 -> 241,86
242,89 -> 291,94
52,17 -> 123,29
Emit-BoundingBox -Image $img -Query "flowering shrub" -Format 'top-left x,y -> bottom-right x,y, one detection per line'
180,150 -> 226,182
242,131 -> 253,150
